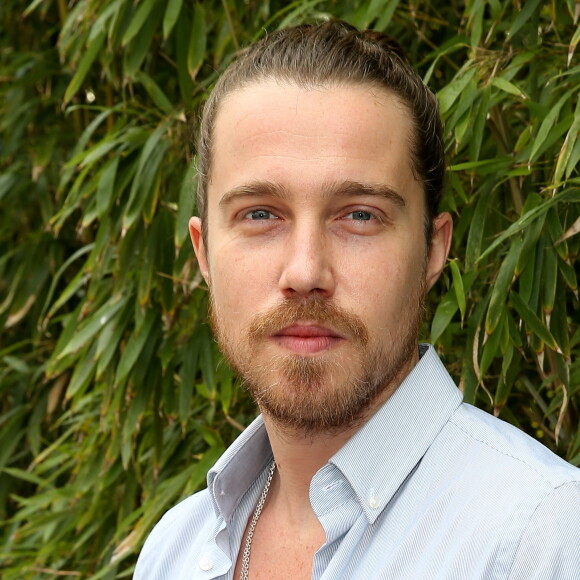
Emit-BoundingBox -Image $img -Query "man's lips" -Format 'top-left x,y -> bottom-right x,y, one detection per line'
271,324 -> 344,354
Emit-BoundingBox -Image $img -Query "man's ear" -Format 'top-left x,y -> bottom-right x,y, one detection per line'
189,217 -> 210,283
425,212 -> 453,291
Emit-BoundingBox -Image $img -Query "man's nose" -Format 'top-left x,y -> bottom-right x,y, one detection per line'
278,223 -> 336,299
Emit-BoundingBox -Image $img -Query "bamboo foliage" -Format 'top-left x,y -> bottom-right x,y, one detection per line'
0,0 -> 578,577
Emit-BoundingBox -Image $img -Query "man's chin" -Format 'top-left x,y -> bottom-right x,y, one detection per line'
243,370 -> 380,436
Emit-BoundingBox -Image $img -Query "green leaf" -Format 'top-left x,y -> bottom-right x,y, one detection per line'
375,0 -> 400,29
430,291 -> 459,344
437,67 -> 477,115
124,1 -> 162,78
64,30 -> 106,104
200,330 -> 216,395
2,355 -> 30,374
39,244 -> 94,323
58,296 -> 129,359
175,163 -> 197,248
449,156 -> 512,173
59,108 -> 117,189
449,260 -> 466,321
468,0 -> 484,47
516,193 -> 545,275
423,36 -> 468,85
78,137 -> 122,170
187,3 -> 207,79
163,0 -> 183,40
218,365 -> 234,415
510,291 -> 559,351
124,386 -> 154,455
96,157 -> 120,218
115,308 -> 158,385
363,0 -> 400,29
135,70 -> 173,114
122,0 -> 158,46
156,211 -> 175,313
96,300 -> 132,378
530,89 -> 576,163
138,229 -> 156,307
569,24 -> 580,66
0,172 -> 18,203
179,337 -> 200,426
485,237 -> 523,334
22,0 -> 46,17
66,343 -> 97,399
123,122 -> 170,233
465,187 -> 493,270
542,244 -> 558,313
453,108 -> 472,147
495,342 -> 516,408
480,311 -> 504,378
508,0 -> 541,40
491,77 -> 527,99
478,188 -> 580,262
2,467 -> 46,487
558,256 -> 577,291
469,86 -> 490,161
550,277 -> 571,357
566,138 -> 580,180
554,97 -> 580,184
175,10 -> 195,106
0,411 -> 26,471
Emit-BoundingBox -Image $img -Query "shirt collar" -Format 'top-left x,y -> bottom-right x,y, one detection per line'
330,344 -> 463,523
206,344 -> 462,524
207,414 -> 272,522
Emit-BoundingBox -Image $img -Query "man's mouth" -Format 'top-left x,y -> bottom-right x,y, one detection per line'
271,323 -> 344,354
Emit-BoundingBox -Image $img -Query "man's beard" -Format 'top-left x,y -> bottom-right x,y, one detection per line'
210,282 -> 426,437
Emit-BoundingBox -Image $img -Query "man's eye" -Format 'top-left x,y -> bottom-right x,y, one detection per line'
346,210 -> 373,221
245,209 -> 277,220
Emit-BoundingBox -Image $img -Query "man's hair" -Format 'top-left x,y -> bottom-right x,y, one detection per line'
196,20 -> 445,243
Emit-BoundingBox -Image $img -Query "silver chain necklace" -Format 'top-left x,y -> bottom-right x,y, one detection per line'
240,460 -> 276,580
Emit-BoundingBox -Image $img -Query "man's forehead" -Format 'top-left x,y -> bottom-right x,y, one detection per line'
214,79 -> 409,135
210,81 -> 414,161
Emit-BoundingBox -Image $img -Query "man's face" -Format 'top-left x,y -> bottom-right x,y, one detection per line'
190,81 -> 451,435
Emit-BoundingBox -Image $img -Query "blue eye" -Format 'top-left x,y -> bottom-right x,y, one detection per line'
246,209 -> 276,220
347,210 -> 373,221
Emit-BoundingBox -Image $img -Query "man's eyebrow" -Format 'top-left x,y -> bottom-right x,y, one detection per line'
218,179 -> 406,208
219,181 -> 289,207
323,180 -> 406,207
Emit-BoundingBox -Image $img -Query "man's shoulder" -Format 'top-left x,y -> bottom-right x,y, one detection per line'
445,402 -> 579,489
152,487 -> 215,531
134,488 -> 216,579
399,402 -> 580,578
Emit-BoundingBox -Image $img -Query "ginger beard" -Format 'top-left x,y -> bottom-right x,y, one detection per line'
209,274 -> 427,436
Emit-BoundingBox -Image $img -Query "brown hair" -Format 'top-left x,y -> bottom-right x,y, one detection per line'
196,20 -> 445,242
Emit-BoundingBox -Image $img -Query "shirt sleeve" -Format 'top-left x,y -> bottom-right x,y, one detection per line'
508,481 -> 580,580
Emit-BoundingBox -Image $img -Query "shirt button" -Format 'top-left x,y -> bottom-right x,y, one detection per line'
199,557 -> 213,571
368,494 -> 380,509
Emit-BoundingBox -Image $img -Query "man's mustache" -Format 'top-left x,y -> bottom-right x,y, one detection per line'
246,295 -> 369,347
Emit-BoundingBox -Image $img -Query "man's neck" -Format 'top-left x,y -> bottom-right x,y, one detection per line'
257,416 -> 356,530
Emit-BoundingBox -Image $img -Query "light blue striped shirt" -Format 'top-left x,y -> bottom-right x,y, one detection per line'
135,345 -> 580,579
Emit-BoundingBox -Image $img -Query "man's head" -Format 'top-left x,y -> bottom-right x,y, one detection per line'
189,21 -> 452,436
196,20 -> 446,245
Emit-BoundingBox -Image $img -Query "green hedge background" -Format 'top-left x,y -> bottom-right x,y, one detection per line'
1,0 -> 579,577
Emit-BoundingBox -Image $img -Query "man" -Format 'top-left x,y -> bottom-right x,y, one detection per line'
135,21 -> 579,579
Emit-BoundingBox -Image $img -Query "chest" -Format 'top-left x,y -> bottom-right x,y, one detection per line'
232,511 -> 325,580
